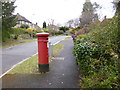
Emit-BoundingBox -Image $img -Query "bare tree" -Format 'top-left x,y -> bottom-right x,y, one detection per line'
67,19 -> 74,28
48,19 -> 54,25
73,18 -> 80,28
65,18 -> 80,28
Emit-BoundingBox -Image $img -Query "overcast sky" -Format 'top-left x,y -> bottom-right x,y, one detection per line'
14,0 -> 115,27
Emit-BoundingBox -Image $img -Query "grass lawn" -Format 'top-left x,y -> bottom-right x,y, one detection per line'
61,39 -> 68,41
8,44 -> 64,74
62,36 -> 71,41
61,36 -> 71,42
66,36 -> 71,38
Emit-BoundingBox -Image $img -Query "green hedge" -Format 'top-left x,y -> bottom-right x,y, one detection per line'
49,30 -> 64,35
2,28 -> 39,42
2,27 -> 64,42
73,15 -> 120,88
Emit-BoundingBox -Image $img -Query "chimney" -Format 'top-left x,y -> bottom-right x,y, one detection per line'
104,16 -> 107,20
36,22 -> 38,25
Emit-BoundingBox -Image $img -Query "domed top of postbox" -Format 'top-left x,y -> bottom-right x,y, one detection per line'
36,33 -> 49,37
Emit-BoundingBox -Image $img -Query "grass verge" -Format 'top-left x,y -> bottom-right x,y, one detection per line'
8,54 -> 38,74
53,44 -> 63,56
61,39 -> 68,41
61,37 -> 71,41
1,39 -> 37,48
8,44 -> 64,74
66,36 -> 71,38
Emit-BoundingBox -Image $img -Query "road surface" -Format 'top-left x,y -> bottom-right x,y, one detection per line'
1,36 -> 68,76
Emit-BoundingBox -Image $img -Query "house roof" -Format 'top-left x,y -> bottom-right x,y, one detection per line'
16,13 -> 31,23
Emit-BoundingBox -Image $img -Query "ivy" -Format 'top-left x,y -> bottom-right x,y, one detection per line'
73,15 -> 120,88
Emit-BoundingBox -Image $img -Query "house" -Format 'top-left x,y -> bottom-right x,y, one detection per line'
15,13 -> 33,28
100,16 -> 112,27
33,23 -> 41,30
15,13 -> 41,30
46,24 -> 59,31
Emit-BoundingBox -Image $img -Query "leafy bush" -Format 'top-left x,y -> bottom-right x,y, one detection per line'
73,41 -> 104,61
69,29 -> 75,34
20,24 -> 29,29
27,28 -> 34,31
59,26 -> 69,32
73,15 -> 119,88
49,30 -> 64,35
73,26 -> 83,31
2,27 -> 37,42
2,30 -> 11,42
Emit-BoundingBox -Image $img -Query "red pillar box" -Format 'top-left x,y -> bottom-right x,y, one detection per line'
36,33 -> 50,72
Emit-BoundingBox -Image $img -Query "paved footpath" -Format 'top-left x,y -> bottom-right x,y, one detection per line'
2,38 -> 80,88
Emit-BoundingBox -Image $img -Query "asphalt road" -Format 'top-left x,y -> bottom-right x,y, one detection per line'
1,36 -> 68,75
2,38 -> 80,88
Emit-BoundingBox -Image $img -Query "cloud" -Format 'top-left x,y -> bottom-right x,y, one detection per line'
14,0 -> 115,27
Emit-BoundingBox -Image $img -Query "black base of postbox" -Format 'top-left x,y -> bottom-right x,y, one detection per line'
38,64 -> 49,72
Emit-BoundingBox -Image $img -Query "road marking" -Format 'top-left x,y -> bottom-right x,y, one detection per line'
0,37 -> 66,78
53,38 -> 65,45
53,41 -> 61,45
6,46 -> 13,49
